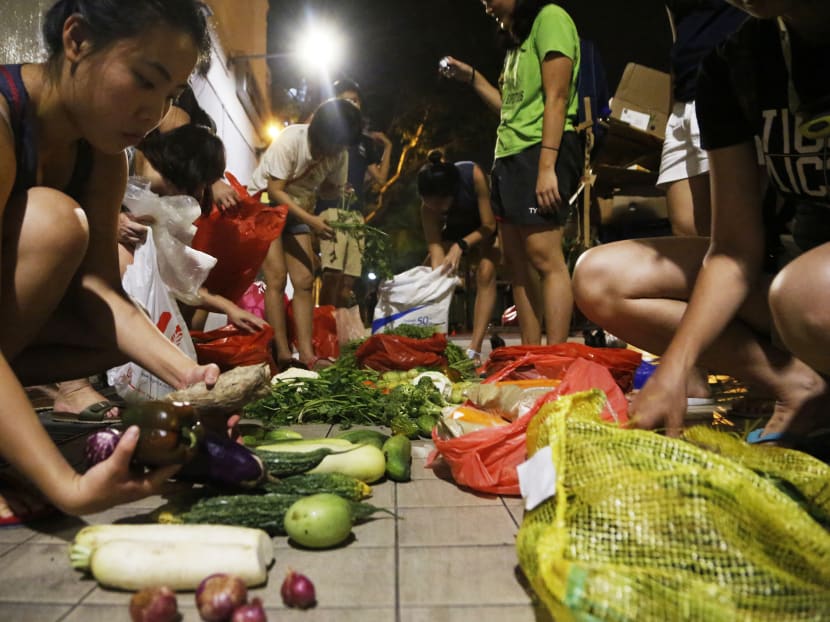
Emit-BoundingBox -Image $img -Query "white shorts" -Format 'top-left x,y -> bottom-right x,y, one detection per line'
656,100 -> 710,189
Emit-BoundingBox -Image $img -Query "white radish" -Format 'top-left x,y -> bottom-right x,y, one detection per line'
76,539 -> 269,591
72,524 -> 273,568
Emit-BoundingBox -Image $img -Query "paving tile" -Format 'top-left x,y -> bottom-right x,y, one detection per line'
504,497 -> 527,526
401,604 -> 538,622
275,607 -> 396,621
397,477 -> 501,508
398,506 -> 517,547
0,603 -> 72,621
399,545 -> 529,607
0,543 -> 95,604
264,546 -> 396,608
0,524 -> 38,544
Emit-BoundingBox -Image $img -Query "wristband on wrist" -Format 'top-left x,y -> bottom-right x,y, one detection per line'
456,238 -> 469,254
469,67 -> 476,85
540,145 -> 559,152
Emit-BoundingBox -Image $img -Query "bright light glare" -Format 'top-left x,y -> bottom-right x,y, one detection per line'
295,22 -> 344,73
265,122 -> 282,141
367,272 -> 377,281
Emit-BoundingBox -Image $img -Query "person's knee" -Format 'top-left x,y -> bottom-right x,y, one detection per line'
30,188 -> 89,260
572,247 -> 619,320
477,261 -> 496,286
769,266 -> 828,348
292,273 -> 315,293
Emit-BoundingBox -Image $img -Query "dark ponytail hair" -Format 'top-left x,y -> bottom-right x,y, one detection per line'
42,0 -> 211,79
417,150 -> 460,198
499,0 -> 558,49
138,123 -> 225,208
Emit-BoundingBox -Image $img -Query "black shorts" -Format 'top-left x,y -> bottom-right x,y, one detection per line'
490,131 -> 582,226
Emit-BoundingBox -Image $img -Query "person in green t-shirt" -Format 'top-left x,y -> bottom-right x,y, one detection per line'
441,0 -> 581,345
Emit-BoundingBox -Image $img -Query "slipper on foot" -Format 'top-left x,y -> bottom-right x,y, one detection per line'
50,399 -> 121,424
747,427 -> 830,462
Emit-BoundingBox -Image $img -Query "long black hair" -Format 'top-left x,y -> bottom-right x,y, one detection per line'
42,0 -> 211,79
417,150 -> 460,198
499,0 -> 559,49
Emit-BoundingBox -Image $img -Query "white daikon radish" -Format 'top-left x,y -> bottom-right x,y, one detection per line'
74,539 -> 269,591
71,524 -> 273,568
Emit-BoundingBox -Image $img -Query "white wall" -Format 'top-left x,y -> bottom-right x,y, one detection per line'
192,32 -> 265,186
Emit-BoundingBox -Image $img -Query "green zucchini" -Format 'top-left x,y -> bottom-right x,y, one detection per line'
254,446 -> 351,477
382,434 -> 412,482
261,473 -> 372,500
335,429 -> 390,450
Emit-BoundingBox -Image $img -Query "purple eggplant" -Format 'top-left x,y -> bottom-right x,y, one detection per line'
84,428 -> 122,467
178,431 -> 266,489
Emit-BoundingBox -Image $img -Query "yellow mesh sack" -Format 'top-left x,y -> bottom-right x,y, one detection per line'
516,390 -> 830,622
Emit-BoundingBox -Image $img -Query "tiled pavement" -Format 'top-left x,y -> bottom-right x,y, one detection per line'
0,421 -> 546,621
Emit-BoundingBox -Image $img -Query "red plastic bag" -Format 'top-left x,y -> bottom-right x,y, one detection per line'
481,343 -> 642,392
285,303 -> 340,360
428,358 -> 628,496
191,323 -> 276,374
192,173 -> 287,303
355,333 -> 448,371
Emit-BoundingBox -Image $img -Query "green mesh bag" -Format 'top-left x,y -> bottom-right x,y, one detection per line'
516,390 -> 830,621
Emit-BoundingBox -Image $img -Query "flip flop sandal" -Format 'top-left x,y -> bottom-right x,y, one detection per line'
747,427 -> 830,462
0,503 -> 59,527
50,399 -> 122,424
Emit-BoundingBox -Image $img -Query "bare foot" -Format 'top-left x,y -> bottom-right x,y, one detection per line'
52,379 -> 120,419
685,366 -> 712,400
756,360 -> 829,440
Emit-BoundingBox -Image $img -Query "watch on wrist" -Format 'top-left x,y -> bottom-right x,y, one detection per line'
456,238 -> 469,254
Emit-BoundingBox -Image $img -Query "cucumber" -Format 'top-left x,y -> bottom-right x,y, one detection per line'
335,429 -> 390,450
382,434 -> 412,482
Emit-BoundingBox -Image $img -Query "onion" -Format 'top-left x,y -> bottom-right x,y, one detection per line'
280,570 -> 316,609
84,428 -> 122,467
231,598 -> 267,622
195,573 -> 248,622
129,586 -> 180,622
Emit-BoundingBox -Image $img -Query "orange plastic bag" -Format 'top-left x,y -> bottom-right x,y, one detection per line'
428,358 -> 628,495
285,303 -> 340,360
191,173 -> 287,303
481,343 -> 642,392
191,323 -> 276,374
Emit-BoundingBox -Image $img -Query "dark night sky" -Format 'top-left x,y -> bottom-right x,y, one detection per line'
265,1 -> 672,169
266,1 -> 672,117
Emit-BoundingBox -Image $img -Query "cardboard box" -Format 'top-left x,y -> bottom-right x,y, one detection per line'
609,63 -> 671,140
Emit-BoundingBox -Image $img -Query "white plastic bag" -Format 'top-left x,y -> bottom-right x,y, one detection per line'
123,177 -> 217,305
371,265 -> 460,334
107,230 -> 197,400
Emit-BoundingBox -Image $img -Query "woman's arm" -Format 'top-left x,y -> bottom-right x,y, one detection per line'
196,287 -> 266,333
420,204 -> 447,270
631,141 -> 766,433
266,177 -> 334,240
536,52 -> 573,212
77,150 -> 219,390
441,56 -> 502,114
366,132 -> 393,185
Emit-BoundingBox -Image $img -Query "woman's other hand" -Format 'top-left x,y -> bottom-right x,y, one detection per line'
212,179 -> 239,213
439,56 -> 474,83
227,307 -> 267,333
535,167 -> 562,214
628,365 -> 688,437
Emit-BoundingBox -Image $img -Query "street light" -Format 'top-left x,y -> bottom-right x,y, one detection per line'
294,20 -> 345,75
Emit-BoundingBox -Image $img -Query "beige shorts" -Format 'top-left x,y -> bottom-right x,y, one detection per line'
319,208 -> 364,277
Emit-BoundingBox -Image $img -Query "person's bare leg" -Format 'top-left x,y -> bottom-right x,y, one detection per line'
666,173 -> 712,237
573,237 -> 827,436
319,269 -> 342,307
284,233 -> 319,367
524,224 -> 572,344
469,247 -> 498,356
501,223 -> 542,344
340,274 -> 357,309
261,237 -> 293,366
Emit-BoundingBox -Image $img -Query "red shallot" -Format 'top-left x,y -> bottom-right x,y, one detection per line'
129,586 -> 180,622
195,573 -> 248,621
231,598 -> 267,622
280,570 -> 316,609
